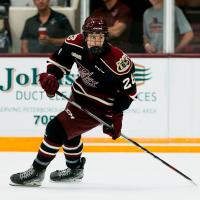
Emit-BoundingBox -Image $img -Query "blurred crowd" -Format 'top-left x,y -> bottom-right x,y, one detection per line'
0,0 -> 200,54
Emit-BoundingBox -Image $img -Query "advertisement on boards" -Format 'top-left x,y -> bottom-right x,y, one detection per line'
0,57 -> 168,137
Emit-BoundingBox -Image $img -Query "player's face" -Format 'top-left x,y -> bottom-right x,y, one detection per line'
86,33 -> 105,49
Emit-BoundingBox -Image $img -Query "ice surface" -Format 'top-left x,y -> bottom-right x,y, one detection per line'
1,152 -> 200,200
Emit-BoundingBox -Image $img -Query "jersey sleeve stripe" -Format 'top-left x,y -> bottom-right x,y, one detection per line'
47,58 -> 71,74
129,92 -> 137,100
72,81 -> 114,106
65,41 -> 83,49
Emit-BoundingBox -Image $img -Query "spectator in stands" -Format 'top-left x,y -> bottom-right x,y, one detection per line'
0,0 -> 11,53
143,0 -> 194,53
91,0 -> 133,52
21,0 -> 74,53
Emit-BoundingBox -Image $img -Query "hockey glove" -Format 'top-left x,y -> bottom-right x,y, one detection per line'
39,73 -> 59,97
103,111 -> 123,140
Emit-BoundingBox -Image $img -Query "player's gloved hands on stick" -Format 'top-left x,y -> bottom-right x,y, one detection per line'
103,111 -> 123,140
39,73 -> 59,97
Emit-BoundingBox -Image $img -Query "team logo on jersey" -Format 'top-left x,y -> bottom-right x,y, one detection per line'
77,62 -> 99,88
67,34 -> 78,40
71,52 -> 82,60
116,54 -> 131,73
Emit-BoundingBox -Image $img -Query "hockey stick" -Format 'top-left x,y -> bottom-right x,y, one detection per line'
56,90 -> 197,186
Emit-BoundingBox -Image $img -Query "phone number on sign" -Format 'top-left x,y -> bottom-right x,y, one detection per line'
34,115 -> 55,125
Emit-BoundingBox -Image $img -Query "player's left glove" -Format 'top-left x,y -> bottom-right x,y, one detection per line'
103,111 -> 123,140
39,72 -> 59,97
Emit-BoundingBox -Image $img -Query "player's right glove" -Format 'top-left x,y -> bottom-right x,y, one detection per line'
39,72 -> 59,97
103,111 -> 123,140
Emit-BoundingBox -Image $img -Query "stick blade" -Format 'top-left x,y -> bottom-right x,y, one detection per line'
190,180 -> 198,186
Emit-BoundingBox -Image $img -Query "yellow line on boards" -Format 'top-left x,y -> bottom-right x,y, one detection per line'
1,136 -> 200,143
82,137 -> 200,143
0,137 -> 200,152
83,146 -> 200,153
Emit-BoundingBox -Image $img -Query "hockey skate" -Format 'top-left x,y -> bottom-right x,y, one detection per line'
10,166 -> 45,186
50,157 -> 86,182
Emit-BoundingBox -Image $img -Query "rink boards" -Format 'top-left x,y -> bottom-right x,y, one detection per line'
0,55 -> 200,152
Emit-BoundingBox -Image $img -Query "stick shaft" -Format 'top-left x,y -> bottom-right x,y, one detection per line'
121,134 -> 197,185
56,91 -> 197,186
56,91 -> 111,127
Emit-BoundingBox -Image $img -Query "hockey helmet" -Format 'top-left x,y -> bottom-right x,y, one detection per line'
82,16 -> 109,54
82,16 -> 108,34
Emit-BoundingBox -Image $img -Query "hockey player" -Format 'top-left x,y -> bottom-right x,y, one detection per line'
10,16 -> 137,186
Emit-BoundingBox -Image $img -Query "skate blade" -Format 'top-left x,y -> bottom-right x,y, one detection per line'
9,181 -> 42,187
50,178 -> 82,183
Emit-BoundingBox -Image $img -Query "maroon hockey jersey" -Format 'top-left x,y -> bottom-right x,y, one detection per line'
47,33 -> 137,111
